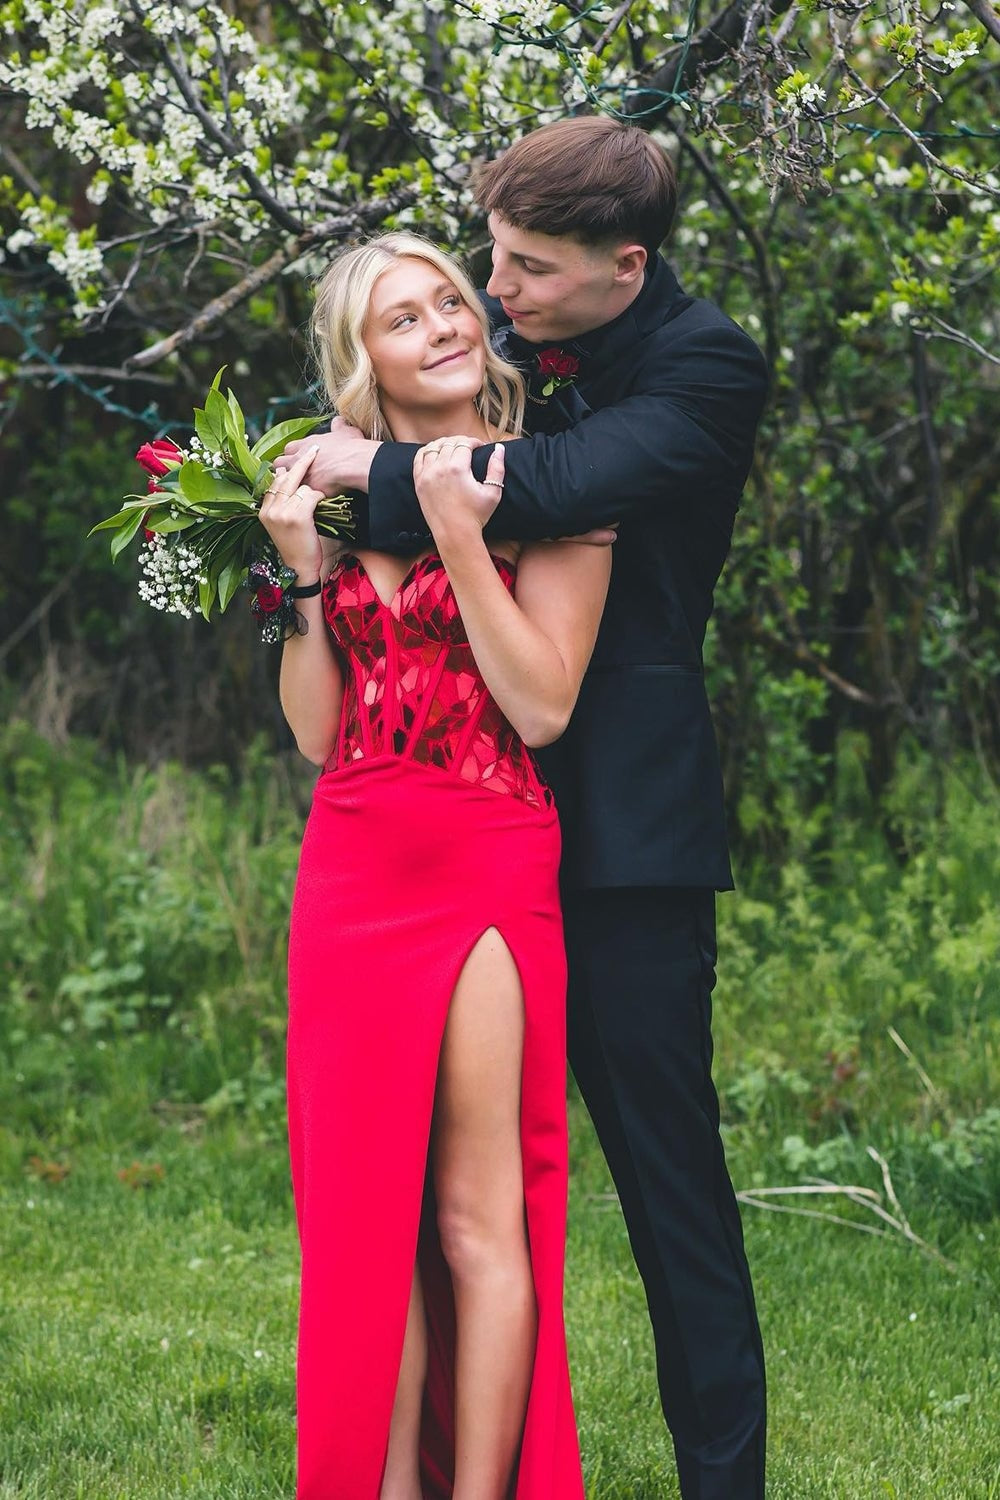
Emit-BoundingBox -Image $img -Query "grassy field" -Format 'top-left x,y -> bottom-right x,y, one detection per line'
2,726 -> 999,1496
2,1084 -> 998,1498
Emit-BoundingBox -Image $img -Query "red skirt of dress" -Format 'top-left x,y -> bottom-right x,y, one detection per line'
287,756 -> 584,1500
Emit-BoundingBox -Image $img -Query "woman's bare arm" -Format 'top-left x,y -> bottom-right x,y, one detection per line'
259,446 -> 345,765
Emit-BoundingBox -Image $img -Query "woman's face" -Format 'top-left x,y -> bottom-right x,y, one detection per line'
363,257 -> 486,425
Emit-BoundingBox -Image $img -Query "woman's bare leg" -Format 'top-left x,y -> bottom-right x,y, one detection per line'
380,1263 -> 428,1500
432,928 -> 537,1500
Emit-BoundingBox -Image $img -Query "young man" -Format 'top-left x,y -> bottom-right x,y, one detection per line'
284,116 -> 768,1499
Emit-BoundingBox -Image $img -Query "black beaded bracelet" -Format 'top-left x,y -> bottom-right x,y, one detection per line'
288,579 -> 322,598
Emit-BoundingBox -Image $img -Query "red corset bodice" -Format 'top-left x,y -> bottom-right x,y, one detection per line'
321,551 -> 551,809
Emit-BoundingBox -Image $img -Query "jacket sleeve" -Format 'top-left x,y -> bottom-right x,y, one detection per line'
365,318 -> 768,550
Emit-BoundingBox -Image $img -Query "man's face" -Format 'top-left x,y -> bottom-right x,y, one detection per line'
486,213 -> 645,345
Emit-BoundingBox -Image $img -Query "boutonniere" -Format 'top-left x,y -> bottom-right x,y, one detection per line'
536,347 -> 580,397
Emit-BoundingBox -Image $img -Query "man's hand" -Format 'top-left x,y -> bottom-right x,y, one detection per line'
281,416 -> 381,494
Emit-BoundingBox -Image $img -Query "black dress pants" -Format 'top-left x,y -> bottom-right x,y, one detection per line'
563,887 -> 766,1500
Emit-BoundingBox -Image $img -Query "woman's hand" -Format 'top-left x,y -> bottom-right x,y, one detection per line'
413,437 -> 506,550
259,444 -> 329,582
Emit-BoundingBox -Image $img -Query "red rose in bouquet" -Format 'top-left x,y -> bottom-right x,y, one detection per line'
135,438 -> 184,477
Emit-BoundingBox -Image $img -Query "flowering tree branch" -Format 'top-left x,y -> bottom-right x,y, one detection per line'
126,186 -> 420,370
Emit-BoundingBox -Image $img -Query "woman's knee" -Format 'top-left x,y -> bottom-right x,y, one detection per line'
435,1188 -> 528,1285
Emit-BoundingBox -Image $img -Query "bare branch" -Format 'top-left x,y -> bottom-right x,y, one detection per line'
593,0 -> 634,57
915,315 -> 1000,367
145,14 -> 305,236
963,0 -> 1000,44
0,138 -> 43,196
14,362 -> 175,385
678,133 -> 780,371
126,189 -> 420,370
747,618 -> 892,708
625,0 -> 796,120
0,568 -> 78,667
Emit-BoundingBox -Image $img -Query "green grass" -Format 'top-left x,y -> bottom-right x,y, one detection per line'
1,1096 -> 998,1499
2,725 -> 1000,1495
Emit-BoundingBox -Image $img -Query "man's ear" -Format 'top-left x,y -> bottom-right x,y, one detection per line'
614,245 -> 647,285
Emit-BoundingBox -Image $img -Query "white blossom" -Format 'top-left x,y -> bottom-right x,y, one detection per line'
6,228 -> 37,254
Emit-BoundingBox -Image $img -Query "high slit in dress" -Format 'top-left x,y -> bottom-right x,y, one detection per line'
286,550 -> 584,1499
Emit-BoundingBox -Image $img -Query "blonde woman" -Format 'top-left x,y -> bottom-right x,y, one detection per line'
259,233 -> 610,1500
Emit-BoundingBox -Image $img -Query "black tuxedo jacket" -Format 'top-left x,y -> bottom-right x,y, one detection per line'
363,255 -> 768,890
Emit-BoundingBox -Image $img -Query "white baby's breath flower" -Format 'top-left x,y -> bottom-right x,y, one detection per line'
138,535 -> 204,618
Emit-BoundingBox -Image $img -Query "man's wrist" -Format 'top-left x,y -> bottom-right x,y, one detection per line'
344,439 -> 381,492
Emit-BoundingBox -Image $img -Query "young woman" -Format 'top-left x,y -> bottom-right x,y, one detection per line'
260,232 -> 610,1500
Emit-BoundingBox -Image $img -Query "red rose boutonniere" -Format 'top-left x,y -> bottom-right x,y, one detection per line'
536,347 -> 580,397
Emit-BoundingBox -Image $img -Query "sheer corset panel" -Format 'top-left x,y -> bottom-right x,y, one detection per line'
322,551 -> 552,810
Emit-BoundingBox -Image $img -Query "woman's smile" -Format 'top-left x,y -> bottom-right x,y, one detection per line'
423,347 -> 469,370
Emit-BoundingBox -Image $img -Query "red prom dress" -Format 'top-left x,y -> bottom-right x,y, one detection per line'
286,550 -> 584,1500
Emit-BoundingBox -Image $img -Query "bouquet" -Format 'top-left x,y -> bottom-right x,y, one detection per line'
91,370 -> 354,637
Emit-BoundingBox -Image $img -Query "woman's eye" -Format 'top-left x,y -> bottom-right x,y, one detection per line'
391,313 -> 416,329
442,296 -> 461,309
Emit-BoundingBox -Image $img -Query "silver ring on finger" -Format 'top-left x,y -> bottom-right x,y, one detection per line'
483,479 -> 504,489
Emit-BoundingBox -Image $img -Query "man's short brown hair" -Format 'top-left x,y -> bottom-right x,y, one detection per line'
473,116 -> 677,256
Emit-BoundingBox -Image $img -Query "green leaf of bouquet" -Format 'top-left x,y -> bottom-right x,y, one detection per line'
198,573 -> 216,622
210,366 -> 227,392
149,514 -> 197,535
216,556 -> 245,612
109,505 -> 148,560
250,414 -> 325,464
205,386 -> 231,445
251,460 -> 271,497
89,509 -> 137,536
194,404 -> 227,455
204,480 -> 257,506
202,523 -> 243,564
177,460 -> 222,505
227,427 -> 260,488
225,387 -> 247,442
178,462 -> 253,507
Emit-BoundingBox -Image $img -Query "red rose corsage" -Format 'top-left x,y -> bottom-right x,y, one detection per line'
246,552 -> 305,645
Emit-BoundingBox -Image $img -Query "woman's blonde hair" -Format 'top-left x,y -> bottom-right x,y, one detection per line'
310,231 -> 524,442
